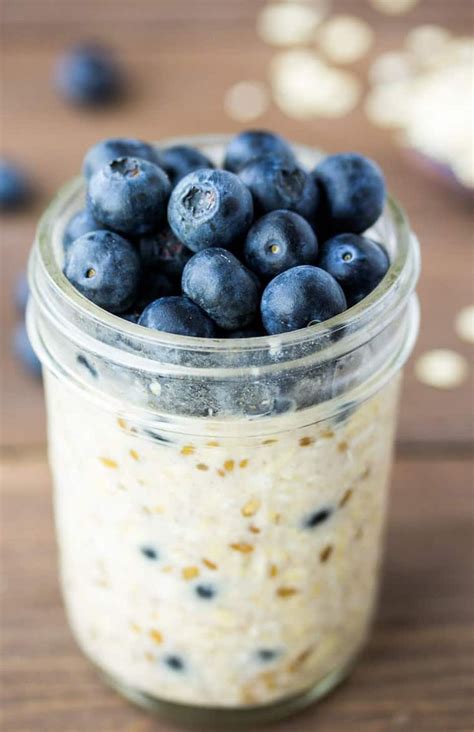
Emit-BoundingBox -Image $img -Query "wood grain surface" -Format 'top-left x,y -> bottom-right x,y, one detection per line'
1,1 -> 473,730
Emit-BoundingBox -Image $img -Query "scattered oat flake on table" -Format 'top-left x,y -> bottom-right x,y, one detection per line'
368,0 -> 419,15
364,82 -> 410,128
257,2 -> 327,47
405,25 -> 452,66
415,349 -> 469,389
455,306 -> 474,344
224,81 -> 270,122
369,51 -> 413,85
317,15 -> 374,64
271,49 -> 360,119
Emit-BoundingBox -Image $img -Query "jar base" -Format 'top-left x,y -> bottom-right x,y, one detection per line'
98,660 -> 355,728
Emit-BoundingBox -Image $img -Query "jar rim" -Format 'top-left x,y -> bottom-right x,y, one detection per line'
31,134 -> 420,367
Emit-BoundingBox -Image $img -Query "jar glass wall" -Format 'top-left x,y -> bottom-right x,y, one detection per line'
28,136 -> 420,726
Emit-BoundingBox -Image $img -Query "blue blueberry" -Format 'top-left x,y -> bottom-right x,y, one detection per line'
14,273 -> 29,315
87,157 -> 171,237
13,323 -> 42,378
239,156 -> 318,222
244,210 -> 318,281
138,226 -> 192,278
182,248 -> 260,330
140,546 -> 159,560
158,145 -> 214,186
0,159 -> 31,211
83,137 -> 161,180
261,265 -> 347,335
164,655 -> 185,672
138,296 -> 217,338
121,312 -> 140,324
76,353 -> 98,378
63,208 -> 104,250
256,649 -> 279,662
318,234 -> 390,307
64,230 -> 141,313
313,152 -> 386,234
303,508 -> 333,529
167,168 -> 254,253
227,326 -> 264,339
134,271 -> 177,312
195,584 -> 216,599
54,43 -> 124,106
224,130 -> 295,173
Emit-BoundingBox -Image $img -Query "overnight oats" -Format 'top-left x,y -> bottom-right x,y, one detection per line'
28,132 -> 420,725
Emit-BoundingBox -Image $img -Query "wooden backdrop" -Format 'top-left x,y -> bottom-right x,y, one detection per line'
1,1 -> 473,730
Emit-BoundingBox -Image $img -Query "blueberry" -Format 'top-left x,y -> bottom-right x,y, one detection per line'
64,230 -> 141,313
164,655 -> 185,672
138,226 -> 192,278
0,159 -> 31,211
224,130 -> 295,173
88,157 -> 171,237
182,248 -> 260,330
63,208 -> 104,251
133,271 -> 177,312
14,273 -> 29,315
195,584 -> 216,599
256,649 -> 279,662
239,156 -> 318,222
83,137 -> 161,180
140,546 -> 159,560
76,353 -> 98,378
54,42 -> 123,106
318,233 -> 390,307
261,265 -> 347,335
168,169 -> 254,253
158,145 -> 214,186
227,326 -> 264,338
138,296 -> 217,338
303,508 -> 333,529
244,210 -> 318,281
121,312 -> 140,324
313,152 -> 386,234
13,323 -> 42,378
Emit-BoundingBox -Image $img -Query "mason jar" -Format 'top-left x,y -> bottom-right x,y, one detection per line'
28,135 -> 420,727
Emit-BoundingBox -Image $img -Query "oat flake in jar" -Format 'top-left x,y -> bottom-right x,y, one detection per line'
28,135 -> 420,726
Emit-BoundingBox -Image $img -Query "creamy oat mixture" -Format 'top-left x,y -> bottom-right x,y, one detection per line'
46,372 -> 400,708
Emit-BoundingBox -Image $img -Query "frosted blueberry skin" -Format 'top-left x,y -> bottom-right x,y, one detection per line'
0,159 -> 31,211
88,157 -> 171,237
83,137 -> 162,180
63,208 -> 105,250
319,233 -> 390,307
167,168 -> 254,253
238,156 -> 319,222
13,323 -> 42,378
182,248 -> 260,331
224,130 -> 295,173
313,152 -> 386,235
261,265 -> 347,335
64,230 -> 141,313
138,226 -> 193,279
54,43 -> 123,107
138,296 -> 217,338
158,145 -> 214,186
244,210 -> 318,281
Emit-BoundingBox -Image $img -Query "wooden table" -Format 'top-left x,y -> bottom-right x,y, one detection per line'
1,2 -> 473,730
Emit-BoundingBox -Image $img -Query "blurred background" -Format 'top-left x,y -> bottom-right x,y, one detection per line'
1,2 -> 473,731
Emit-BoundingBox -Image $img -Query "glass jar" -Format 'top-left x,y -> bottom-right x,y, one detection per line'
28,135 -> 420,727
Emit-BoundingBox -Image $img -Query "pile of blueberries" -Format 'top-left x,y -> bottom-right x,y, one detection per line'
64,130 -> 390,338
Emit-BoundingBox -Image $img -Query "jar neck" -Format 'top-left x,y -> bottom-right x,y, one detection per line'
28,136 -> 420,429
